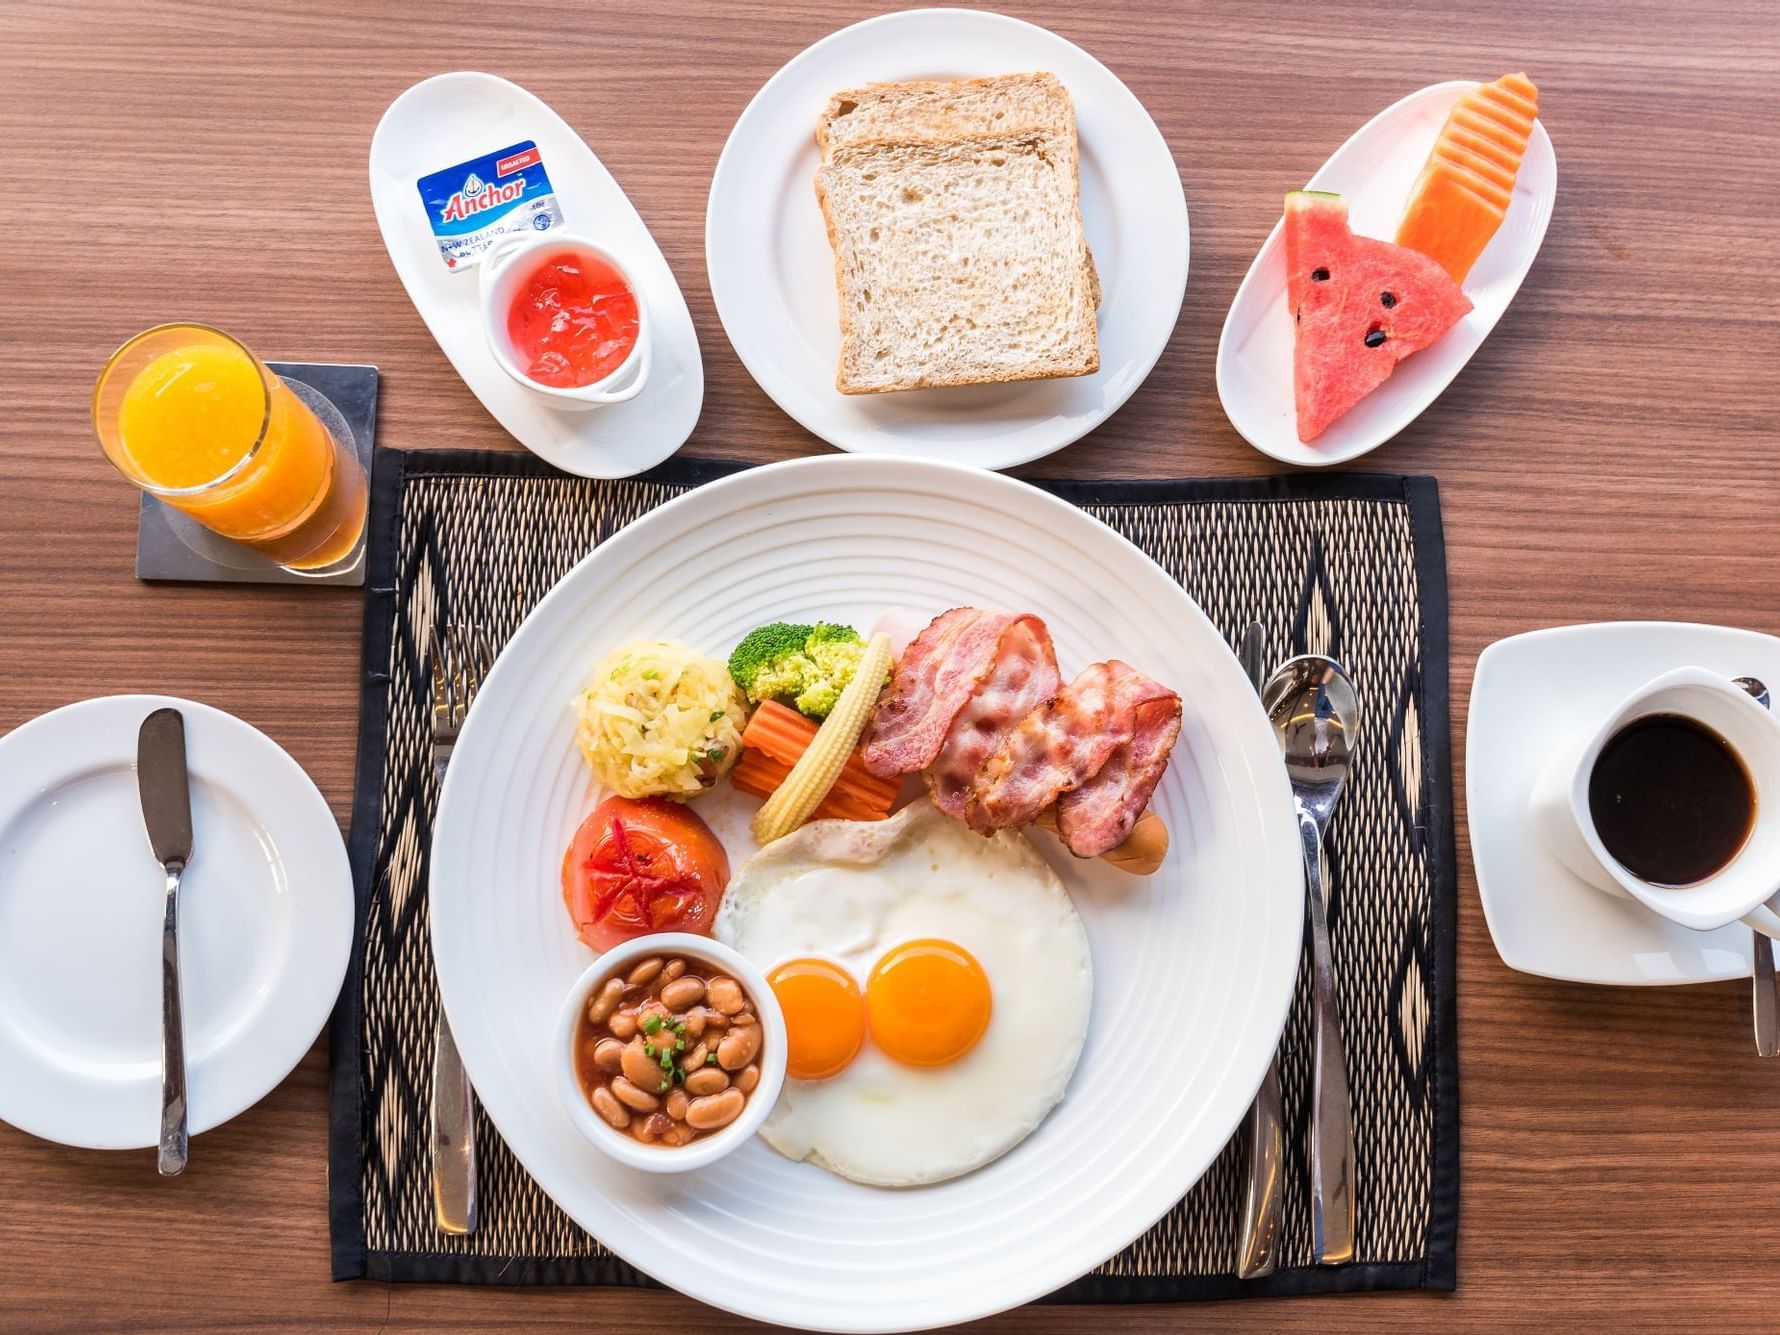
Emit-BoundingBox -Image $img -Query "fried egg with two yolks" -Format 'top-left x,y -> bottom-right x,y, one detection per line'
714,801 -> 1092,1187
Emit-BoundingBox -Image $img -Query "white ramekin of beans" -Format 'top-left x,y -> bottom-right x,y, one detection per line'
555,932 -> 787,1173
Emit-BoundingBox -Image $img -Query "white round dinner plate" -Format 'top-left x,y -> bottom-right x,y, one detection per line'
0,695 -> 352,1149
430,455 -> 1300,1332
705,9 -> 1189,470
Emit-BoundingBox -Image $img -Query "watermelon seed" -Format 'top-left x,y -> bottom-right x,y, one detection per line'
1311,267 -> 1330,282
1380,291 -> 1398,308
1364,326 -> 1388,348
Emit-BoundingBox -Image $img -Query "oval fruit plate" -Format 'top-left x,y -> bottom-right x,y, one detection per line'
1217,80 -> 1556,468
430,455 -> 1301,1332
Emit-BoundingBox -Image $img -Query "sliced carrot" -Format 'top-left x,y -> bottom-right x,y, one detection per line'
732,750 -> 894,823
1395,72 -> 1539,283
733,701 -> 898,822
741,699 -> 820,766
733,748 -> 896,815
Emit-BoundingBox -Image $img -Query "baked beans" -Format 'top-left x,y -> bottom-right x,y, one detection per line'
574,953 -> 766,1149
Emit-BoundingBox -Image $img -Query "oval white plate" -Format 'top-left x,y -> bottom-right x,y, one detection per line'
1217,80 -> 1556,467
0,695 -> 352,1149
370,72 -> 703,479
705,9 -> 1188,471
430,455 -> 1299,1332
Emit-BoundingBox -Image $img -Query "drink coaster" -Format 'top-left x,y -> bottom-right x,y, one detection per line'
135,361 -> 379,588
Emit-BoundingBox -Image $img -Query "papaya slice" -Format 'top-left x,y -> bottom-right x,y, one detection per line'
1395,73 -> 1539,283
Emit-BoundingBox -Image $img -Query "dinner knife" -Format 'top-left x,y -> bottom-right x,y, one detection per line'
137,707 -> 192,1177
1235,623 -> 1285,1278
429,621 -> 483,1235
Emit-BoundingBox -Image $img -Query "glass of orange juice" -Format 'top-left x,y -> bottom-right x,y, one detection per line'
93,324 -> 368,575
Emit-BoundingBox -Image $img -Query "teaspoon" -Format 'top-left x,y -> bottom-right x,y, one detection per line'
1733,676 -> 1776,1057
1262,654 -> 1359,1266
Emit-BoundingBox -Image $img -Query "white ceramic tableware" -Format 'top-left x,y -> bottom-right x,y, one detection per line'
1469,622 -> 1780,986
478,231 -> 653,410
554,933 -> 787,1174
1529,666 -> 1780,937
370,71 -> 702,478
1217,80 -> 1556,468
705,8 -> 1188,471
430,454 -> 1300,1331
0,695 -> 353,1149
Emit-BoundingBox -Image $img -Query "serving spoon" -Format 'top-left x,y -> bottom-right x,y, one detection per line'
1262,655 -> 1359,1266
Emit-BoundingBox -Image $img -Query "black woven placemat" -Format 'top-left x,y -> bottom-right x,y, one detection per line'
330,447 -> 1458,1303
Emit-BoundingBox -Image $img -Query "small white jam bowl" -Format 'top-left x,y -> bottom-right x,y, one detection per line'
479,230 -> 653,411
554,932 -> 786,1174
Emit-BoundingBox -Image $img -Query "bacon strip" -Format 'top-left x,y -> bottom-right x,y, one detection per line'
861,609 -> 1040,777
1056,690 -> 1182,857
963,661 -> 1125,831
927,615 -> 1060,819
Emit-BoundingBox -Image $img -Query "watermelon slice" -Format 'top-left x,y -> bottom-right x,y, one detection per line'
1286,191 -> 1473,442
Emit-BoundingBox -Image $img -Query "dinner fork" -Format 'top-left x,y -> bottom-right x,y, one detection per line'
429,619 -> 495,1235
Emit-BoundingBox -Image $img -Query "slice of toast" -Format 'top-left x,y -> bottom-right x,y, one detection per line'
818,73 -> 1100,307
815,131 -> 1100,394
818,73 -> 1074,155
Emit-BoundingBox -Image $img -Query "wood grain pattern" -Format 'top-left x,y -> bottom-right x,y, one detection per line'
2,0 -> 1779,1328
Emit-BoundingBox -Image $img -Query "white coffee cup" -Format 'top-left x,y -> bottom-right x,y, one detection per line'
1530,666 -> 1780,938
478,231 -> 651,410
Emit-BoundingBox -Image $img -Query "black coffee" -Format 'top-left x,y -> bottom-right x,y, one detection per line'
1587,713 -> 1755,887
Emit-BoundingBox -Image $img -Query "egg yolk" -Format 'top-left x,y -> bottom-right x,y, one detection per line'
865,938 -> 992,1068
768,957 -> 866,1081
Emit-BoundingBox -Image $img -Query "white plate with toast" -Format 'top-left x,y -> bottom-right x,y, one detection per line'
706,9 -> 1188,471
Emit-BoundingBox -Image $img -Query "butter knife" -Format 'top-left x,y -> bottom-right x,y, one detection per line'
1235,624 -> 1284,1278
137,707 -> 192,1177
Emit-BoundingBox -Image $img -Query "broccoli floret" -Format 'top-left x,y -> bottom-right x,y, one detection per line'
797,636 -> 867,717
727,621 -> 873,719
727,622 -> 812,691
806,621 -> 860,646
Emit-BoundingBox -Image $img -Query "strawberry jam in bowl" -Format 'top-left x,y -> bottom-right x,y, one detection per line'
480,232 -> 652,409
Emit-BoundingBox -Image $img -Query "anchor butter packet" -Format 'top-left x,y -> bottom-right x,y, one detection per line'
416,140 -> 564,271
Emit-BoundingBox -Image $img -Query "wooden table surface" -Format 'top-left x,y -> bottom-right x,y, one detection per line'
4,0 -> 1778,1328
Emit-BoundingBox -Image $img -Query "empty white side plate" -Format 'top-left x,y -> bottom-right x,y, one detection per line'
1217,80 -> 1556,468
0,695 -> 352,1148
370,72 -> 703,478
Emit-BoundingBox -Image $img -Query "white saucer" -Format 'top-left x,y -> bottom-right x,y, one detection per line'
370,72 -> 703,479
0,696 -> 353,1148
1468,623 -> 1780,986
1218,81 -> 1556,468
706,8 -> 1188,470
